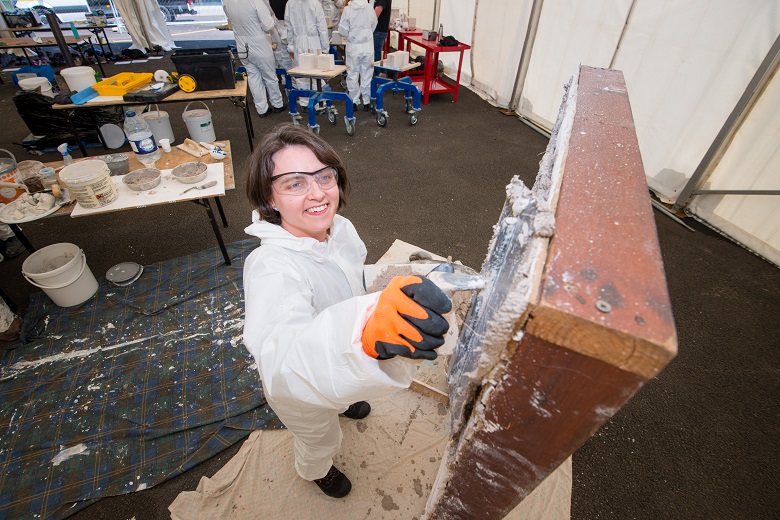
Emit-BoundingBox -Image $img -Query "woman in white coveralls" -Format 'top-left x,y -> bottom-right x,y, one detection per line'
338,0 -> 376,111
242,124 -> 451,497
223,0 -> 286,116
285,0 -> 330,106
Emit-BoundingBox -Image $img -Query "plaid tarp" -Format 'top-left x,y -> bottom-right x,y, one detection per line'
0,240 -> 283,519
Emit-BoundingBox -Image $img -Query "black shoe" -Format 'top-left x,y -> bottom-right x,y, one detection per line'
272,105 -> 286,113
313,465 -> 351,498
340,401 -> 371,419
353,103 -> 358,112
362,103 -> 371,112
1,237 -> 25,259
258,108 -> 270,118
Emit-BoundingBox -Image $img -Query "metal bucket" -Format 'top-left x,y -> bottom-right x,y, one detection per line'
0,148 -> 23,204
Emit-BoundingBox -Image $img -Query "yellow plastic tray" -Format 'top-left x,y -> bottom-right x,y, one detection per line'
93,72 -> 153,96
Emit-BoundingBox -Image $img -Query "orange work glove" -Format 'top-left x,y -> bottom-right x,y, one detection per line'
361,275 -> 452,360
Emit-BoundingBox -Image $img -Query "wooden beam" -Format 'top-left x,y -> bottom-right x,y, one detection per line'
425,66 -> 677,519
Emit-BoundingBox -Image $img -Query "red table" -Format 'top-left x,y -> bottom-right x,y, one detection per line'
389,27 -> 423,54
402,34 -> 471,104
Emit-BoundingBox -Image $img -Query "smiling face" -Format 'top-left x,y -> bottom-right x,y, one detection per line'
269,144 -> 340,242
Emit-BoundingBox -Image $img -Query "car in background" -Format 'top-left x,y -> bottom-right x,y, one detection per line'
13,0 -> 198,24
87,0 -> 197,22
13,0 -> 91,23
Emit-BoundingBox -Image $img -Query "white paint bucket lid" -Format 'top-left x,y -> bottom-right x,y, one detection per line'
60,159 -> 110,184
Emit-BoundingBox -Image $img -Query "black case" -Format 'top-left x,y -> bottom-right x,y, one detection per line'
170,48 -> 236,91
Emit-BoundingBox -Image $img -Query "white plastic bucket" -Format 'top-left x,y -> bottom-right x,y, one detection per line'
18,77 -> 53,98
59,160 -> 118,208
182,101 -> 216,142
142,105 -> 175,144
22,243 -> 99,307
61,66 -> 97,93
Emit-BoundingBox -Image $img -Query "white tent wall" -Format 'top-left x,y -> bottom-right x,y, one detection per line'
688,66 -> 780,266
420,0 -> 780,266
613,1 -> 780,205
518,0 -> 632,129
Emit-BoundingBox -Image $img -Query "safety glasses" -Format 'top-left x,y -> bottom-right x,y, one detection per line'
271,166 -> 339,195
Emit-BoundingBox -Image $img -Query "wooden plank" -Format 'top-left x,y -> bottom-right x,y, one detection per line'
425,66 -> 677,519
526,67 -> 677,378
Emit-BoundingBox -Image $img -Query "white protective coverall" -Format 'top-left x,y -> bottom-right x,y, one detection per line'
338,0 -> 377,105
321,0 -> 344,36
223,0 -> 285,115
285,0 -> 330,104
243,213 -> 416,480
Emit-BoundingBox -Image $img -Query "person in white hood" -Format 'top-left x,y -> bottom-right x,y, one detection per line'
285,0 -> 330,106
223,0 -> 286,116
243,124 -> 451,497
338,0 -> 376,110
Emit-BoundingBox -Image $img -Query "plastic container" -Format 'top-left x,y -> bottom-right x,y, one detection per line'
182,101 -> 216,142
70,86 -> 98,105
171,47 -> 236,91
93,72 -> 153,96
0,149 -> 23,204
61,66 -> 97,93
39,167 -> 58,188
18,160 -> 45,193
59,160 -> 118,208
90,153 -> 129,176
21,243 -> 98,307
18,77 -> 53,97
141,105 -> 175,144
11,65 -> 56,86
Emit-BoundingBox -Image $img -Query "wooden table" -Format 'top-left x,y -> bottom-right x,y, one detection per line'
5,141 -> 236,265
0,36 -> 103,75
7,24 -> 117,59
52,80 -> 255,157
401,34 -> 471,104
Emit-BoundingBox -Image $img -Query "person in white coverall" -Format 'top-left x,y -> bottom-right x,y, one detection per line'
338,0 -> 376,110
285,0 -> 329,106
223,0 -> 285,116
321,0 -> 344,37
242,124 -> 451,498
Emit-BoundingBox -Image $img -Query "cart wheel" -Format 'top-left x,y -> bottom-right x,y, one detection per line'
377,112 -> 388,127
178,74 -> 198,93
409,112 -> 418,126
345,119 -> 356,136
327,110 -> 337,125
405,99 -> 413,112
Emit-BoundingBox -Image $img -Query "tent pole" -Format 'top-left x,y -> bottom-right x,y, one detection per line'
508,0 -> 544,112
432,0 -> 440,32
609,0 -> 637,69
671,32 -> 780,212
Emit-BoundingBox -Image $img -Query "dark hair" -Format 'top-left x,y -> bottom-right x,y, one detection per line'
245,124 -> 351,225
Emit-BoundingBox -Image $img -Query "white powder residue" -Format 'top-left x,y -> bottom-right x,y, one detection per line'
51,443 -> 90,466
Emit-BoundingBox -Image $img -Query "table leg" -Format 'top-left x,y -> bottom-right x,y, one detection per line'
8,224 -> 35,254
423,49 -> 433,105
103,28 -> 114,56
193,198 -> 231,266
454,49 -> 464,102
243,98 -> 254,151
214,197 -> 228,228
22,48 -> 32,66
